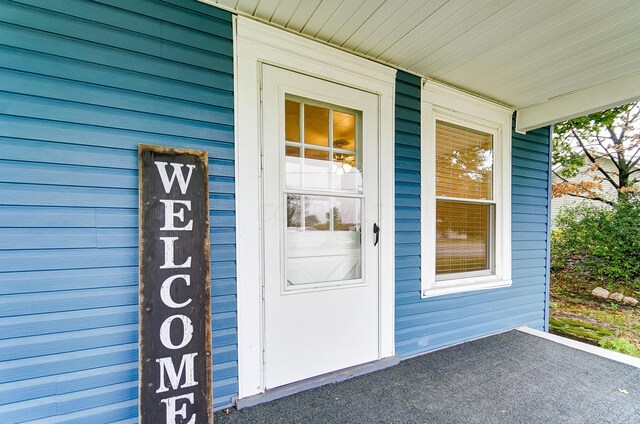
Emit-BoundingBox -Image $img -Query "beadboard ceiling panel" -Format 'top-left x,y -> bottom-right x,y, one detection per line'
202,0 -> 640,130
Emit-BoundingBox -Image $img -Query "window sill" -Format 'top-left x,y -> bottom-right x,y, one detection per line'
421,278 -> 512,299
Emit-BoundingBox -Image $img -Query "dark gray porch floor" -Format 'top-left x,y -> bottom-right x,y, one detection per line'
214,330 -> 640,423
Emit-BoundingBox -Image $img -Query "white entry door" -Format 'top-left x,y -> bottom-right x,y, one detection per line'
261,64 -> 380,389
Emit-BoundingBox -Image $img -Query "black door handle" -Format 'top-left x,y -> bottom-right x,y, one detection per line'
373,223 -> 380,246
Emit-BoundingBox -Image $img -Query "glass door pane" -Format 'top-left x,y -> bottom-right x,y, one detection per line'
286,195 -> 361,285
284,98 -> 362,193
283,96 -> 364,287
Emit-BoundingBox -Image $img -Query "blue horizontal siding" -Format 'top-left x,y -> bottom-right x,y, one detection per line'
0,68 -> 234,124
394,71 -> 551,358
0,1 -> 237,422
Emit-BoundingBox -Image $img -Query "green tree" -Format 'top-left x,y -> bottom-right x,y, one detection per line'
553,102 -> 640,205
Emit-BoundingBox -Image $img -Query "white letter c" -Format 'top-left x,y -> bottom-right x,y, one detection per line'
160,275 -> 192,309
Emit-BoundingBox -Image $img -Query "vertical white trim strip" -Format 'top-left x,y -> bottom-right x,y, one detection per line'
379,81 -> 396,358
234,15 -> 265,397
544,125 -> 554,332
420,81 -> 436,293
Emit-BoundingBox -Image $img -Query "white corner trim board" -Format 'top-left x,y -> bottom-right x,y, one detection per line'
518,326 -> 640,369
234,16 -> 396,399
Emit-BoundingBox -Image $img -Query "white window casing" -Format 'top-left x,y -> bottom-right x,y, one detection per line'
421,80 -> 514,298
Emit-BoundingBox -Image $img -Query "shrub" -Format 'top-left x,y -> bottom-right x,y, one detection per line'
599,337 -> 640,358
552,200 -> 640,285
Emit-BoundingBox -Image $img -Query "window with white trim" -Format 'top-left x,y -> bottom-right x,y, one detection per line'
421,82 -> 513,298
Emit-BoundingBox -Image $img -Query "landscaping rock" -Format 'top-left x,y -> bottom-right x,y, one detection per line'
592,287 -> 610,299
622,296 -> 639,307
609,292 -> 625,302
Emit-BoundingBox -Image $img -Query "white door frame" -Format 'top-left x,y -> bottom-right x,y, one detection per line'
234,16 -> 396,399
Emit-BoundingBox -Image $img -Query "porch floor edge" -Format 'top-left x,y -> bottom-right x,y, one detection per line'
517,326 -> 640,369
234,356 -> 400,410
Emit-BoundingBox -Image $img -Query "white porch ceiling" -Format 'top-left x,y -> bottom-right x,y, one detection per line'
203,0 -> 640,131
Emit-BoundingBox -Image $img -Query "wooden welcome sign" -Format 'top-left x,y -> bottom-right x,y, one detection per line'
138,144 -> 213,424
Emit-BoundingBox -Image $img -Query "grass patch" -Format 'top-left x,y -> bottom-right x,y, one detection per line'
550,272 -> 640,357
599,337 -> 640,358
553,267 -> 640,299
549,317 -> 613,344
555,302 -> 632,327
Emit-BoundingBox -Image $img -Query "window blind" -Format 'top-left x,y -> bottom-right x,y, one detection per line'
435,120 -> 494,276
436,200 -> 491,275
436,120 -> 493,200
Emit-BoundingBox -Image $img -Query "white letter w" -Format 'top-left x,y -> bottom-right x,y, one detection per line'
154,161 -> 196,195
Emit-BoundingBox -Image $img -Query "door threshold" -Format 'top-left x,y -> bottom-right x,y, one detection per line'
234,356 -> 400,410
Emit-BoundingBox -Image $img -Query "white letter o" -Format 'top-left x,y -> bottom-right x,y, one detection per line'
159,314 -> 193,350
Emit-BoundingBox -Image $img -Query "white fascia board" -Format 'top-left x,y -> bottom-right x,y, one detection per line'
516,71 -> 640,133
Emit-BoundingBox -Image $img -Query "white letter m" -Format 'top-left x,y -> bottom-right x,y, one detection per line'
155,353 -> 199,393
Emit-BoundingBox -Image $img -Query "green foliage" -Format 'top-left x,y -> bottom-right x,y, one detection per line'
549,316 -> 612,344
552,102 -> 639,202
554,104 -> 632,140
552,135 -> 584,179
552,200 -> 640,285
599,337 -> 640,358
550,229 -> 567,271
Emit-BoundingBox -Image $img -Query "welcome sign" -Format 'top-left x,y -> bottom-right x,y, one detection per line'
138,145 -> 213,424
